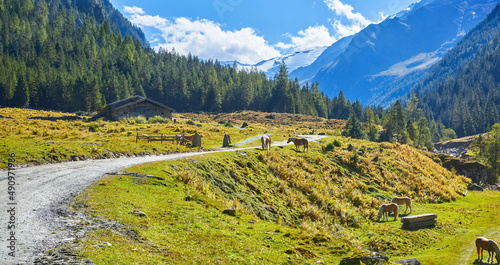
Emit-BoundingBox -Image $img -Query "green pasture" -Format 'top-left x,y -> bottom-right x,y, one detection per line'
69,141 -> 499,264
0,108 -> 342,168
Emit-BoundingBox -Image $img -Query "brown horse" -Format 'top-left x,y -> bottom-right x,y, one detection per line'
287,137 -> 309,152
175,134 -> 182,145
261,135 -> 271,153
476,237 -> 500,263
377,203 -> 399,221
391,197 -> 412,214
179,134 -> 194,145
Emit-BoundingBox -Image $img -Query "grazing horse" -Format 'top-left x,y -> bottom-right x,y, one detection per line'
287,137 -> 309,152
261,135 -> 271,153
391,197 -> 412,214
377,203 -> 399,221
179,134 -> 194,145
175,134 -> 182,145
476,237 -> 500,263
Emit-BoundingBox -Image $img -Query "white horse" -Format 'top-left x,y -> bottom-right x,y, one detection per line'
261,135 -> 271,153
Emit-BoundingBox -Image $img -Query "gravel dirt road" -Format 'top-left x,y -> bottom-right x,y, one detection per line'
0,135 -> 327,264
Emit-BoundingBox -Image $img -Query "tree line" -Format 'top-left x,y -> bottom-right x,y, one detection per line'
342,93 -> 455,150
0,0 -> 375,119
0,0 -> 455,149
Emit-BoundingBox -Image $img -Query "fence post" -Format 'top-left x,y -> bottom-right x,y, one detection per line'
136,133 -> 138,143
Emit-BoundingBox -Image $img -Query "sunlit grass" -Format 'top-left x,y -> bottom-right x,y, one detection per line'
71,137 -> 500,264
0,108 -> 344,168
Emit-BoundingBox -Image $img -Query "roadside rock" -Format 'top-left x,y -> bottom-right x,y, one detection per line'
128,210 -> 147,217
340,251 -> 389,265
223,134 -> 232,147
222,207 -> 236,216
34,246 -> 94,265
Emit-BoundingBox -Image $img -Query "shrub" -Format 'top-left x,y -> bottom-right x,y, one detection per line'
324,143 -> 335,152
88,124 -> 98,132
133,116 -> 147,124
148,115 -> 169,124
333,139 -> 342,147
225,120 -> 235,127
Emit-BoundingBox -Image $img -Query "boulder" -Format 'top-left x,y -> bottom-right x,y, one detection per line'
241,122 -> 248,128
340,251 -> 389,265
395,258 -> 420,265
192,133 -> 202,147
128,210 -> 147,217
223,134 -> 231,147
222,207 -> 236,216
467,183 -> 484,191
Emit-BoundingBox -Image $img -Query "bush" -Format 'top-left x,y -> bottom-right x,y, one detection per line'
148,115 -> 169,124
133,116 -> 147,124
333,139 -> 342,147
88,124 -> 98,132
324,143 -> 335,152
225,120 -> 235,127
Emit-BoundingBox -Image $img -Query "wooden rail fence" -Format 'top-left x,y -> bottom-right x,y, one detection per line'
136,133 -> 176,143
401,213 -> 437,229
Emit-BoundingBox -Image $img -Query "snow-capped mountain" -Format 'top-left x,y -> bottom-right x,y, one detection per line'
222,46 -> 328,78
298,0 -> 500,106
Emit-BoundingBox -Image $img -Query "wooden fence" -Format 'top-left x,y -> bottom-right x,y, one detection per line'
136,133 -> 176,143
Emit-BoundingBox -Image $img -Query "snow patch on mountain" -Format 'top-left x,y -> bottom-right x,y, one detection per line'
373,51 -> 441,77
223,46 -> 328,78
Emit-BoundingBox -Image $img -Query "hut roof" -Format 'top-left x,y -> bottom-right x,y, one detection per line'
91,96 -> 175,120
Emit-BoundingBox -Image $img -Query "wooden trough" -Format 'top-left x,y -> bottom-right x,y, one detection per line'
401,214 -> 437,229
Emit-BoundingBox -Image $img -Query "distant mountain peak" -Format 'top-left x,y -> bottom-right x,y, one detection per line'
297,0 -> 500,106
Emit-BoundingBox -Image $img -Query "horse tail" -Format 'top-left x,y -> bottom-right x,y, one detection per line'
394,204 -> 399,220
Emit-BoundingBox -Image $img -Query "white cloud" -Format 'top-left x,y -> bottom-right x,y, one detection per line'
288,25 -> 337,51
323,0 -> 380,38
123,6 -> 145,15
124,7 -> 280,64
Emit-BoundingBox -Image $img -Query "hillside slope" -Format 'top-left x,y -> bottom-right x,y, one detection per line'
45,0 -> 148,46
412,5 -> 500,137
68,138 -> 483,264
303,0 -> 499,106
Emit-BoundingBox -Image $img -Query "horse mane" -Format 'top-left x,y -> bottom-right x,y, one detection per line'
377,204 -> 386,220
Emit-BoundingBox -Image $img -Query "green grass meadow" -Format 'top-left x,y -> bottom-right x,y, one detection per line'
71,145 -> 500,264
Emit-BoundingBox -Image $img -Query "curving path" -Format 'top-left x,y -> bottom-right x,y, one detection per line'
0,135 -> 327,264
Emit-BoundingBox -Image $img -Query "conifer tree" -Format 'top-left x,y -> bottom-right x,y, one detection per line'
342,113 -> 366,139
487,123 -> 500,183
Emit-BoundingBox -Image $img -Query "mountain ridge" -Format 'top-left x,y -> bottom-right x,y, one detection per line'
299,0 -> 500,106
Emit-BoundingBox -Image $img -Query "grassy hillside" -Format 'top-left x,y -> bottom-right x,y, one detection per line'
66,137 -> 500,264
0,108 -> 344,168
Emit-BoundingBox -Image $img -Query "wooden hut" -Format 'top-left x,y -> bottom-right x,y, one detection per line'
92,96 -> 175,121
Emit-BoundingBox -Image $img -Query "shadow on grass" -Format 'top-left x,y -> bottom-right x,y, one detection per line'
472,258 -> 498,264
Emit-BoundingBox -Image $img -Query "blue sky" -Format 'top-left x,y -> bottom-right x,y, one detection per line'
109,0 -> 418,64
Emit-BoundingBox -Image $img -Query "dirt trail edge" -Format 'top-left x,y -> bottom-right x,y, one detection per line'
0,135 -> 327,264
